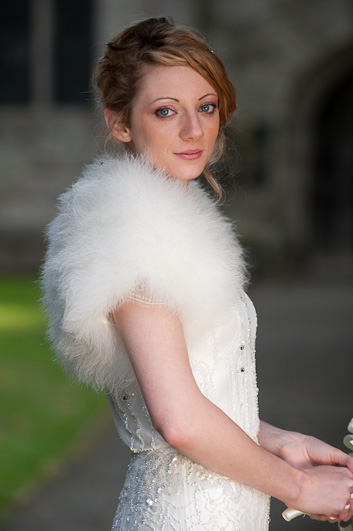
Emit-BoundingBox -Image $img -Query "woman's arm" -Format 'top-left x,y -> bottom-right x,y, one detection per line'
113,302 -> 353,521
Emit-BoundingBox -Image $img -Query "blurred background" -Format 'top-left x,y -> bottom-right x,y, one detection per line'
0,0 -> 352,529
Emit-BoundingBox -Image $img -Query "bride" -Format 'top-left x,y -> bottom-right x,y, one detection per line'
42,17 -> 353,530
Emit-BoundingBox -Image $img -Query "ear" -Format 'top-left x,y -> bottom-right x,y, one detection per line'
104,108 -> 132,143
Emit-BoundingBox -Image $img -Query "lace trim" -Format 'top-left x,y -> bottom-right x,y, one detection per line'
127,293 -> 166,306
126,283 -> 166,306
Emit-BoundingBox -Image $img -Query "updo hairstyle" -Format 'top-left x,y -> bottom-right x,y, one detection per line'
92,17 -> 237,199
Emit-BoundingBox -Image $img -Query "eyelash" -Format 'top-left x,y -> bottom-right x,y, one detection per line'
154,102 -> 217,118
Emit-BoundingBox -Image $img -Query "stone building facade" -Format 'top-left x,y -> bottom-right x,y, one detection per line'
1,0 -> 352,275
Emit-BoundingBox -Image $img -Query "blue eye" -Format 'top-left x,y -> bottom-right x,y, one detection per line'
155,107 -> 173,118
200,103 -> 216,114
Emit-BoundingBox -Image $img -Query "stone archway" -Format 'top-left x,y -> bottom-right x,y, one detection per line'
284,43 -> 353,275
313,71 -> 353,254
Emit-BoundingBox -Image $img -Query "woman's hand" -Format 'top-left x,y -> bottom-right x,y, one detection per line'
285,465 -> 353,523
279,432 -> 353,473
259,421 -> 353,472
259,422 -> 353,522
283,435 -> 353,523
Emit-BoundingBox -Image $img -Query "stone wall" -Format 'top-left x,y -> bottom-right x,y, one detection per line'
1,0 -> 352,273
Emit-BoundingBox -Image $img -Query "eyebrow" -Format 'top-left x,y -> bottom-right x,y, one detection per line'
199,93 -> 217,100
151,97 -> 179,103
151,93 -> 217,104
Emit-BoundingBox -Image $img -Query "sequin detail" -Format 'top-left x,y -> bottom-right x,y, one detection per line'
112,447 -> 270,530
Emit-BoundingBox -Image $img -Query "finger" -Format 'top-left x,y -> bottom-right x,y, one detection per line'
345,492 -> 353,515
330,450 -> 353,473
326,493 -> 353,524
345,455 -> 353,474
336,499 -> 353,523
309,514 -> 334,522
346,494 -> 353,519
337,466 -> 353,479
337,515 -> 352,523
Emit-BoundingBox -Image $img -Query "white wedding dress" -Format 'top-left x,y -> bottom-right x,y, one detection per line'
107,291 -> 270,530
41,155 -> 271,530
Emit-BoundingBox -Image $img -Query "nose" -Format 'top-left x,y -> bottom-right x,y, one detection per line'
179,111 -> 204,140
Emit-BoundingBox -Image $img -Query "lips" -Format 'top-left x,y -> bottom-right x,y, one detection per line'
174,149 -> 203,161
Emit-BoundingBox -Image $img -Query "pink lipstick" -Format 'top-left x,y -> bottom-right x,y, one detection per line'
175,149 -> 203,160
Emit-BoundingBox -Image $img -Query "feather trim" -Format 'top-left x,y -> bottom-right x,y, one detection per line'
41,155 -> 246,393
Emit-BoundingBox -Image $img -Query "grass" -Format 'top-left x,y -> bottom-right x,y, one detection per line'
0,275 -> 107,518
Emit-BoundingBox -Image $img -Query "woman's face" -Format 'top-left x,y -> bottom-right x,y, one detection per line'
110,65 -> 220,182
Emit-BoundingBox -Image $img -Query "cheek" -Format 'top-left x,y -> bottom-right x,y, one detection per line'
137,123 -> 172,150
131,130 -> 155,154
148,131 -> 176,159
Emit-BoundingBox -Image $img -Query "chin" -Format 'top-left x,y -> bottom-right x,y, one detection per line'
174,162 -> 206,182
173,171 -> 202,182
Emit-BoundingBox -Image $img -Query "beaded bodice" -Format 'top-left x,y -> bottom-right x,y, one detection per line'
107,290 -> 260,452
108,291 -> 270,531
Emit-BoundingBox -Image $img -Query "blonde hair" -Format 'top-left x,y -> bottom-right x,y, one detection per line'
92,17 -> 237,201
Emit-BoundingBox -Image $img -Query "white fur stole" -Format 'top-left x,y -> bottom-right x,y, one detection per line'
41,155 -> 246,393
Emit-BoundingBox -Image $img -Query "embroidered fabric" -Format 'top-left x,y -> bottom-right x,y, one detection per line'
108,291 -> 270,530
112,447 -> 270,531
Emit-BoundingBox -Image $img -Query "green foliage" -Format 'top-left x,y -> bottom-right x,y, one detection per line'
0,276 -> 107,518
